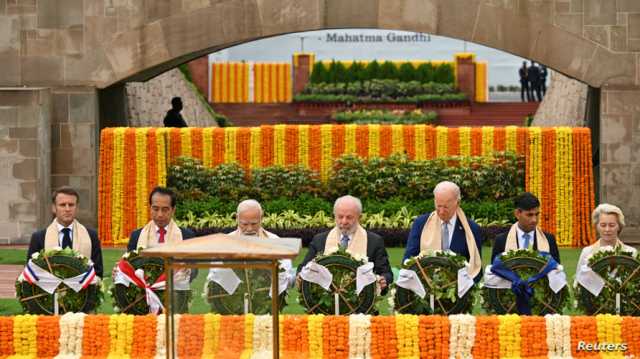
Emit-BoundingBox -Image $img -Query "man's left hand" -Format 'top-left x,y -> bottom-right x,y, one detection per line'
378,276 -> 387,290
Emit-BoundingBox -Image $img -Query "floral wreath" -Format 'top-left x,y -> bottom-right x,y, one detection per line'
16,247 -> 103,314
110,249 -> 192,315
482,249 -> 568,315
206,265 -> 288,315
394,250 -> 476,315
300,248 -> 378,315
576,246 -> 640,315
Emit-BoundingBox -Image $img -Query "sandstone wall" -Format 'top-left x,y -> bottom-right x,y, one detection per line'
125,69 -> 217,128
533,71 -> 588,127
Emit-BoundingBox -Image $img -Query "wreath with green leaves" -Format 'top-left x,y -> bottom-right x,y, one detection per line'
110,250 -> 192,315
394,250 -> 476,314
300,248 -> 378,314
16,248 -> 103,314
206,267 -> 287,314
482,249 -> 568,315
576,246 -> 640,315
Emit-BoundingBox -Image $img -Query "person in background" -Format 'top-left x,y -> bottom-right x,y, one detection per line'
519,61 -> 530,102
163,97 -> 188,128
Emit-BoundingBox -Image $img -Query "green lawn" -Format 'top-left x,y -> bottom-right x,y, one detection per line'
0,247 -> 582,316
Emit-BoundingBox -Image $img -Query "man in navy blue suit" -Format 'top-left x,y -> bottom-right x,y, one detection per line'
403,181 -> 484,280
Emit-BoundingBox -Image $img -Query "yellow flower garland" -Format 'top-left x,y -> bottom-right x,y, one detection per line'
345,124 -> 357,155
12,314 -> 38,356
111,128 -> 125,244
202,128 -> 214,168
274,125 -> 286,166
224,127 -> 237,164
436,126 -> 448,157
368,124 -> 380,158
395,314 -> 419,359
414,124 -> 426,160
556,127 -> 574,246
597,314 -> 624,359
320,124 -> 333,182
505,126 -> 518,153
180,128 -> 192,158
202,313 -> 221,356
135,129 -> 148,227
459,126 -> 472,157
155,128 -> 168,187
498,314 -> 521,358
307,315 -> 324,359
482,126 -> 494,157
250,127 -> 262,169
240,313 -> 255,358
528,127 -> 543,197
108,314 -> 135,356
297,125 -> 309,168
391,124 -> 404,155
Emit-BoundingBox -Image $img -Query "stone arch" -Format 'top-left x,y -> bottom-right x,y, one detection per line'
97,0 -> 636,89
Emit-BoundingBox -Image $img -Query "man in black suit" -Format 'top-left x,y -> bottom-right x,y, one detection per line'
27,186 -> 103,277
127,186 -> 195,251
163,97 -> 188,128
298,195 -> 393,292
518,61 -> 530,102
491,192 -> 561,264
528,61 -> 542,102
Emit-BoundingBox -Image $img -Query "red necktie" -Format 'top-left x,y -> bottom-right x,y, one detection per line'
158,227 -> 166,243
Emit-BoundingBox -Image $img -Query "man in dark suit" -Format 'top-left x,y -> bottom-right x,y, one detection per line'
528,61 -> 542,102
127,186 -> 195,251
27,186 -> 103,278
298,195 -> 393,292
403,181 -> 483,280
163,97 -> 188,128
518,61 -> 530,102
491,192 -> 561,263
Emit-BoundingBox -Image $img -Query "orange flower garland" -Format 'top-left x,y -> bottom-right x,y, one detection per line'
130,315 -> 157,359
98,128 -> 114,246
493,127 -> 506,152
0,317 -> 13,356
217,315 -> 245,358
424,125 -> 437,159
169,128 -> 182,164
191,127 -> 204,161
520,315 -> 547,358
370,316 -> 398,359
82,314 -> 110,357
282,316 -> 309,358
178,314 -> 204,358
323,315 -> 349,359
570,317 -> 600,358
448,127 -> 460,156
332,125 -> 346,160
418,315 -> 449,359
379,125 -> 393,157
541,128 -> 556,234
403,125 -> 416,159
622,316 -> 640,357
470,127 -> 482,156
471,315 -> 500,359
123,128 -> 137,239
355,124 -> 369,158
308,125 -> 322,174
236,127 -> 251,171
212,128 -> 225,166
36,315 -> 60,358
285,125 -> 299,165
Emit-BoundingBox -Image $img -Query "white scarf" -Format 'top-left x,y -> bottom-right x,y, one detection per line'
504,223 -> 550,252
323,224 -> 368,257
135,219 -> 183,249
44,219 -> 92,258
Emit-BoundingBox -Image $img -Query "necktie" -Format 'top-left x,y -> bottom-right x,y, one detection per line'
340,234 -> 349,249
158,227 -> 166,244
441,221 -> 450,250
523,232 -> 531,249
61,228 -> 72,249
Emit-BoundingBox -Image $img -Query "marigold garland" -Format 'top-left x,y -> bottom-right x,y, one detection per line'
13,314 -> 38,357
498,314 -> 521,358
0,317 -> 13,356
36,315 -> 59,358
130,314 -> 157,359
419,315 -> 449,359
323,315 -> 349,359
307,314 -> 324,359
202,313 -> 221,356
370,316 -> 398,359
98,126 -> 596,247
396,314 -> 420,358
472,315 -> 499,359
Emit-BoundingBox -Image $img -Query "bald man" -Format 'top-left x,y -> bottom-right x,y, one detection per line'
298,195 -> 393,292
403,181 -> 484,280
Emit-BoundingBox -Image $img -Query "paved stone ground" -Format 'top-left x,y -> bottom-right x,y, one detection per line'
0,265 -> 22,298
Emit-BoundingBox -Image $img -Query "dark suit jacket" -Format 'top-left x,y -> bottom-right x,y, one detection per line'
403,212 -> 484,281
491,230 -> 560,264
27,228 -> 104,278
127,226 -> 196,251
298,230 -> 393,291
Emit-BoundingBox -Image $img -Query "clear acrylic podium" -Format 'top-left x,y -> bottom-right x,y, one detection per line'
141,233 -> 301,359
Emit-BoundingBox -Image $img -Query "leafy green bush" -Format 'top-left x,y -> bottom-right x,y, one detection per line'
250,165 -> 323,201
328,153 -> 524,202
333,109 -> 437,125
309,60 -> 455,84
302,79 -> 458,98
167,157 -> 247,201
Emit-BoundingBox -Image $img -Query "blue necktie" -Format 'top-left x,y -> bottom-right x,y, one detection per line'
522,232 -> 531,249
441,221 -> 450,250
61,228 -> 72,249
340,234 -> 349,249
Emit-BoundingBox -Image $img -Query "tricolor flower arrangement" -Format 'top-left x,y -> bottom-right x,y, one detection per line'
98,126 -> 595,247
0,314 -> 638,358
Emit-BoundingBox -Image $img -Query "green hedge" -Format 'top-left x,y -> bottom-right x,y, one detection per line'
333,109 -> 437,125
309,60 -> 455,84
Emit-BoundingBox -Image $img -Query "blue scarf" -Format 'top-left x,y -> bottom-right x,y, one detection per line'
490,251 -> 559,314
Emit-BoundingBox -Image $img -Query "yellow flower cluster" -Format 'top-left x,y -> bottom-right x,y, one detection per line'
555,127 -> 574,246
307,314 -> 324,359
436,126 -> 448,157
274,125 -> 286,166
224,127 -> 237,164
459,126 -> 472,156
596,314 -> 624,359
297,125 -> 309,168
391,124 -> 405,155
180,127 -> 192,158
414,124 -> 427,160
368,124 -> 380,157
155,128 -> 167,186
527,127 -> 543,196
111,128 -> 125,245
202,313 -> 221,356
505,126 -> 518,153
481,126 -> 494,157
250,127 -> 262,169
345,124 -> 357,155
12,314 -> 37,356
498,314 -> 521,358
135,129 -> 148,227
395,314 -> 420,358
108,314 -> 134,356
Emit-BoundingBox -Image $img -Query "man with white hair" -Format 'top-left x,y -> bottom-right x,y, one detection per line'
209,199 -> 295,290
298,195 -> 393,292
403,181 -> 484,280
